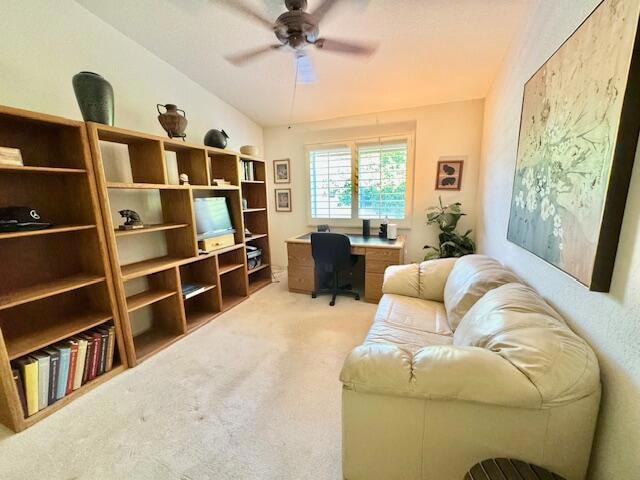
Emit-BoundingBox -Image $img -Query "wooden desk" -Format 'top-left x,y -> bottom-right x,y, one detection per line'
286,233 -> 405,303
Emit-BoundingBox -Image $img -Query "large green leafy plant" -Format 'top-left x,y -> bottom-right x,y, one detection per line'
423,197 -> 476,260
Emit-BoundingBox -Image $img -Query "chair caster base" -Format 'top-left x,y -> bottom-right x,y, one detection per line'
355,294 -> 360,301
311,292 -> 317,298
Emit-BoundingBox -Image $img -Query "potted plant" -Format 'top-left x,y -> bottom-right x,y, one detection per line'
424,197 -> 475,260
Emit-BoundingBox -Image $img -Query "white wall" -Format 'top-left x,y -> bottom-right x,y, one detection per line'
0,0 -> 262,150
264,99 -> 485,267
477,0 -> 640,478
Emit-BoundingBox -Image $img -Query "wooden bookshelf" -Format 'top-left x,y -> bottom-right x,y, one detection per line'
87,123 -> 269,367
241,157 -> 272,294
0,105 -> 126,432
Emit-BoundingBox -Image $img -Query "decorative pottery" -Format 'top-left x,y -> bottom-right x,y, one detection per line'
204,129 -> 229,149
72,72 -> 114,125
240,145 -> 260,156
157,104 -> 188,140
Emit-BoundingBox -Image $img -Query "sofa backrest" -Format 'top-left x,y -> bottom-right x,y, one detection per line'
443,255 -> 520,329
453,283 -> 600,406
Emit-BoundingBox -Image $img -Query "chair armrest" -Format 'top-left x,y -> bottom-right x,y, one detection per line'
340,344 -> 542,408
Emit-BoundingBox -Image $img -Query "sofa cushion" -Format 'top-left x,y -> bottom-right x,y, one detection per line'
382,263 -> 420,298
418,257 -> 457,302
365,321 -> 453,354
443,255 -> 520,329
375,294 -> 452,335
453,283 -> 600,406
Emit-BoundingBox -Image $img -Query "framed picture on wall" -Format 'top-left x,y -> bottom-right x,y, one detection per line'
273,159 -> 291,184
435,158 -> 464,190
275,188 -> 292,212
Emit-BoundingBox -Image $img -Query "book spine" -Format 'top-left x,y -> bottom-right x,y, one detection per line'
73,339 -> 88,390
66,342 -> 79,394
89,334 -> 101,380
98,331 -> 108,376
55,348 -> 70,400
18,358 -> 39,416
12,368 -> 27,417
106,327 -> 115,372
36,356 -> 50,410
47,353 -> 59,405
82,337 -> 93,384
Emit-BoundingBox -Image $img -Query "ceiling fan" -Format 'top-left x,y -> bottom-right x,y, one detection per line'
220,0 -> 377,83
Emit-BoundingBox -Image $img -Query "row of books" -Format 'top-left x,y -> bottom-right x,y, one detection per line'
12,324 -> 116,417
241,161 -> 257,181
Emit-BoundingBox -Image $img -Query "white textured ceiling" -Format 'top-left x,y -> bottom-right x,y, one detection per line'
76,0 -> 533,126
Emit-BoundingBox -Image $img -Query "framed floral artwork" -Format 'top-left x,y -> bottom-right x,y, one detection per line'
275,188 -> 292,212
273,159 -> 290,184
507,0 -> 640,292
435,158 -> 464,190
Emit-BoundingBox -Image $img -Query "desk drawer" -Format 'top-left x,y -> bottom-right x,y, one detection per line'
351,246 -> 366,256
287,243 -> 314,267
364,273 -> 384,303
365,248 -> 403,274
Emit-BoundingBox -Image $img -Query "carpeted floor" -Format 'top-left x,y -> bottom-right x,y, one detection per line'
0,274 -> 375,480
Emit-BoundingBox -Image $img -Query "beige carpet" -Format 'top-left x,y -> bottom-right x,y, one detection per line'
0,274 -> 375,479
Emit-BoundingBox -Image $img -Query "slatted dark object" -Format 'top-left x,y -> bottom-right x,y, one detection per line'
465,458 -> 566,480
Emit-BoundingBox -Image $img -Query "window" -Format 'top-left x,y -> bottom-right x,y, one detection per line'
307,136 -> 411,222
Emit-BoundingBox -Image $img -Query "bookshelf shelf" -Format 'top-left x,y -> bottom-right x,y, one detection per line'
182,284 -> 216,300
0,164 -> 87,174
6,313 -> 113,360
221,293 -> 247,311
245,233 -> 268,242
249,276 -> 272,294
133,329 -> 182,363
106,182 -> 188,190
243,208 -> 267,213
194,185 -> 240,191
185,310 -> 216,333
0,106 -> 126,432
0,274 -> 106,311
127,289 -> 176,312
120,256 -> 185,281
0,224 -> 96,240
241,180 -> 265,184
248,263 -> 270,275
114,223 -> 189,237
218,263 -> 245,275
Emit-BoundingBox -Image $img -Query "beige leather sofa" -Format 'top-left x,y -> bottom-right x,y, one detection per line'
340,255 -> 600,480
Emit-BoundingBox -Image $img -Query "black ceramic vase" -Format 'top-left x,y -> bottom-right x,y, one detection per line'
72,72 -> 114,125
204,129 -> 229,149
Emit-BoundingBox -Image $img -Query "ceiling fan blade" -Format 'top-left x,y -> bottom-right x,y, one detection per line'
225,45 -> 282,66
314,38 -> 377,56
296,53 -> 316,84
215,0 -> 274,30
309,0 -> 340,22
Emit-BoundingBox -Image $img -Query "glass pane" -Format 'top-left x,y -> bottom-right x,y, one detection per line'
309,147 -> 352,219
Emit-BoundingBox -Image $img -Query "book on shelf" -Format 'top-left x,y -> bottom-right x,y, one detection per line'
105,326 -> 115,372
96,328 -> 109,376
182,283 -> 208,300
65,339 -> 79,395
89,331 -> 101,380
42,347 -> 60,406
54,343 -> 70,401
12,368 -> 27,417
15,357 -> 38,416
30,352 -> 50,411
81,333 -> 94,384
72,336 -> 88,390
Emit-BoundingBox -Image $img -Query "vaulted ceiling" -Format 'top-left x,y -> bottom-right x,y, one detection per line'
76,0 -> 533,126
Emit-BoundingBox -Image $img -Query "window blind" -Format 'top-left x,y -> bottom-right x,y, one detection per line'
357,140 -> 408,219
309,146 -> 353,219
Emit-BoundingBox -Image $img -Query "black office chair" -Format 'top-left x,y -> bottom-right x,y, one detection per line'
310,233 -> 360,306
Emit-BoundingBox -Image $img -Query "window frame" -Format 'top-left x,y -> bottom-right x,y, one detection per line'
304,133 -> 415,228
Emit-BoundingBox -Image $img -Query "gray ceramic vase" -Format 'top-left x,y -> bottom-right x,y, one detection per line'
72,72 -> 114,125
204,129 -> 229,149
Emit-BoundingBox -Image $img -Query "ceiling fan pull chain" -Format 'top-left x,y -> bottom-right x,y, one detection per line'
288,56 -> 300,129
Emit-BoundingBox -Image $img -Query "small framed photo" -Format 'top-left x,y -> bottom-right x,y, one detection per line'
435,158 -> 464,190
275,188 -> 292,212
273,159 -> 291,184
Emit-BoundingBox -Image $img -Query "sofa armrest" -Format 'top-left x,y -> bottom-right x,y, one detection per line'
382,264 -> 420,298
340,344 -> 542,408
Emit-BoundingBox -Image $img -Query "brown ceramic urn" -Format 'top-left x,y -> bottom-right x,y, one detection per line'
157,104 -> 188,139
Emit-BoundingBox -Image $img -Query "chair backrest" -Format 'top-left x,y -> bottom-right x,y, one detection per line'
311,233 -> 352,270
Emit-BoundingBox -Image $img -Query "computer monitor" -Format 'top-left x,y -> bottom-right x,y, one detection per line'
194,197 -> 235,240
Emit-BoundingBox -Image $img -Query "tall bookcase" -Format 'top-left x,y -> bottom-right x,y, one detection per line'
0,106 -> 126,432
86,123 -> 270,368
240,156 -> 272,293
